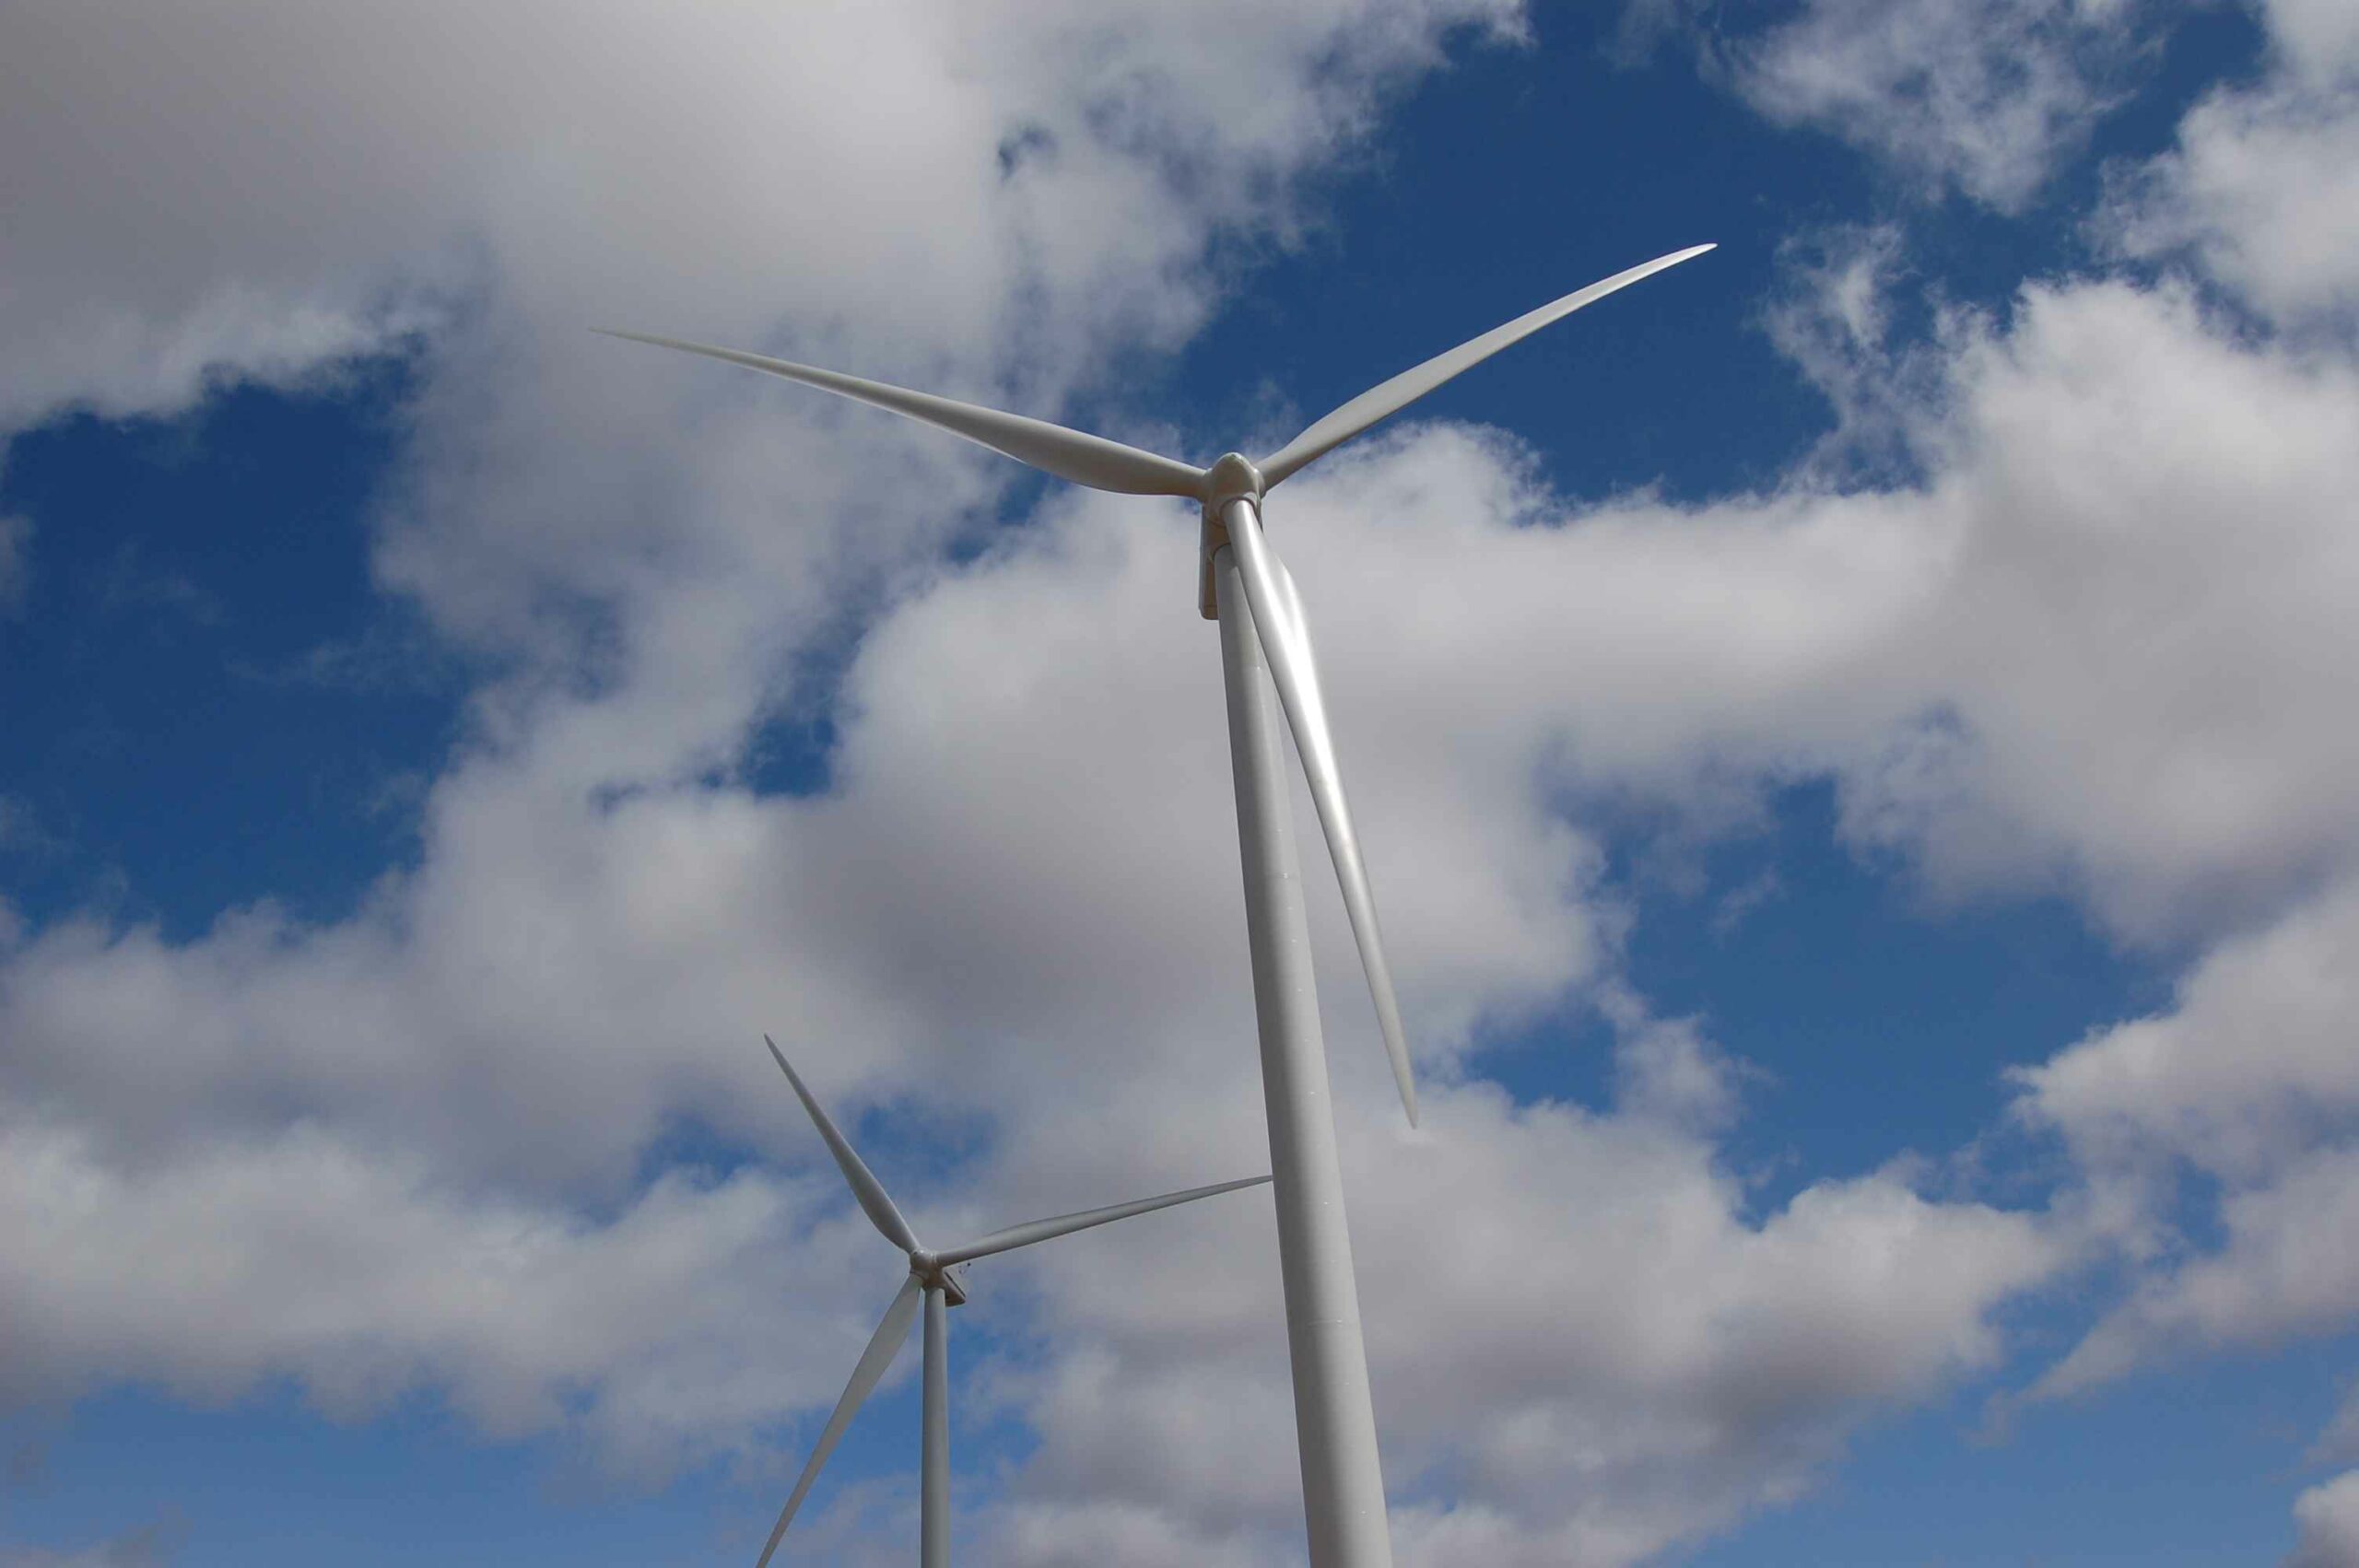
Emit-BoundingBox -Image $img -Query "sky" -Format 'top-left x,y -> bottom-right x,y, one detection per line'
2,1 -> 2357,1565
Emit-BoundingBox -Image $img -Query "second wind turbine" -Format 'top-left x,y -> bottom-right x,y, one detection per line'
754,1036 -> 1268,1568
607,241 -> 1714,1568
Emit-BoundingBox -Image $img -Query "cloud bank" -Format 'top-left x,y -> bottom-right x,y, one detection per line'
6,0 -> 2359,1562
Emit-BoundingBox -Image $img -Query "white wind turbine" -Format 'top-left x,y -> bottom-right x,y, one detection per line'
609,244 -> 1713,1568
753,1035 -> 1270,1568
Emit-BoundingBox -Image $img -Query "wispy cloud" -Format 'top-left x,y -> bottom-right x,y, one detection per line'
1640,0 -> 2158,209
0,515 -> 27,616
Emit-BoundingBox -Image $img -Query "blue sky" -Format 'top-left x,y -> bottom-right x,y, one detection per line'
5,3 -> 2359,1565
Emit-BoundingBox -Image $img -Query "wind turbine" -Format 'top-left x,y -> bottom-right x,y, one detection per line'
611,244 -> 1714,1568
753,1035 -> 1270,1568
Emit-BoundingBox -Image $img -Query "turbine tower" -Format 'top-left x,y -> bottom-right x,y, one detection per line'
754,1035 -> 1271,1568
613,245 -> 1714,1568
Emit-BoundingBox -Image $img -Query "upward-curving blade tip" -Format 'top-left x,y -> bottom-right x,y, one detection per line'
1256,240 -> 1721,488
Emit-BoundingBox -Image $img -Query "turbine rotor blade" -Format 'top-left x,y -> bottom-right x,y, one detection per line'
755,1275 -> 922,1568
1221,501 -> 1419,1125
763,1036 -> 920,1256
597,330 -> 1206,498
1256,242 -> 1717,487
933,1174 -> 1273,1268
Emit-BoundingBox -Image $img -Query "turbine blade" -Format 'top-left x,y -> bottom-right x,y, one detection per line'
933,1175 -> 1273,1267
1256,243 -> 1716,487
1221,502 -> 1419,1125
597,329 -> 1206,498
755,1275 -> 921,1568
763,1036 -> 919,1255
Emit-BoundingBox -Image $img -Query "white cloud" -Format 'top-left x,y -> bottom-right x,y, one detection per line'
2011,879 -> 2359,1398
8,233 -> 2359,1546
0,449 -> 2077,1559
2107,0 -> 2359,327
2290,1470 -> 2359,1568
10,243 -> 2359,1551
1780,226 -> 2359,1426
985,1074 -> 2058,1568
1714,0 -> 2146,209
0,0 -> 1522,431
1273,270 -> 2359,947
0,0 -> 1531,743
2262,0 -> 2359,81
0,0 -> 1537,1192
2019,879 -> 2359,1189
2035,1141 -> 2359,1396
1359,1099 -> 2055,1568
7,0 -> 2359,1560
2118,86 -> 2359,325
0,1101 -> 918,1475
1833,280 -> 2359,938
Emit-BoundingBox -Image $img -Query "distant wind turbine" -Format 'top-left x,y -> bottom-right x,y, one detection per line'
611,245 -> 1714,1568
753,1036 -> 1269,1568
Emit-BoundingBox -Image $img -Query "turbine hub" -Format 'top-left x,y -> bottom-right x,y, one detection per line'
1197,453 -> 1266,621
1203,451 -> 1264,509
910,1253 -> 970,1307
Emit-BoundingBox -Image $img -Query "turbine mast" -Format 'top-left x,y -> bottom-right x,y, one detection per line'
1214,539 -> 1394,1568
922,1282 -> 951,1568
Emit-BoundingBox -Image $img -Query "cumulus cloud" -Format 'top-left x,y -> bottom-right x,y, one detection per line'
1365,1099 -> 2054,1566
2012,880 -> 2359,1398
0,1102 -> 916,1474
982,1071 -> 2057,1568
0,429 -> 2082,1561
8,242 -> 2359,1551
0,0 -> 1523,431
7,0 -> 2359,1561
1285,271 -> 2359,947
0,0 -> 1532,721
2290,1470 -> 2359,1568
1983,0 -> 2359,1401
2107,0 -> 2359,327
2040,1140 -> 2359,1395
2019,879 -> 2359,1191
2117,84 -> 2359,325
1763,205 -> 2359,1437
10,257 -> 2359,1556
1846,281 -> 2359,935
